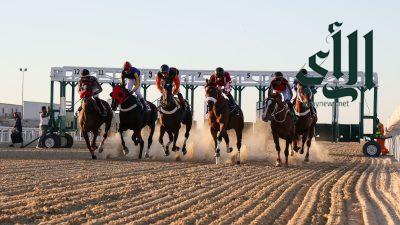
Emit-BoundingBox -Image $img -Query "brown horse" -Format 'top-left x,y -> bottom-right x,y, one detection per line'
78,97 -> 113,159
262,93 -> 295,167
292,85 -> 318,162
205,79 -> 244,164
110,85 -> 158,159
158,78 -> 192,156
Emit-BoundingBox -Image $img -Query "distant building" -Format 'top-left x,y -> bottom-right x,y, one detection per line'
0,103 -> 22,119
23,101 -> 59,120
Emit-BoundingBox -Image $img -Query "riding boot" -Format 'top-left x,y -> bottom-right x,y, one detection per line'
139,98 -> 148,123
227,93 -> 240,116
95,97 -> 107,118
177,92 -> 186,121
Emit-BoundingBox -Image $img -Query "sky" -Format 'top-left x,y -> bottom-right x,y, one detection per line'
0,0 -> 399,125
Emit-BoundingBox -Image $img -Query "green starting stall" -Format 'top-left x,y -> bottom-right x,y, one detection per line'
47,67 -> 379,155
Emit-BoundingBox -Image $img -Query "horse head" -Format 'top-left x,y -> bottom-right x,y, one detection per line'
205,79 -> 220,112
262,93 -> 283,122
81,96 -> 97,114
110,85 -> 127,111
162,77 -> 174,106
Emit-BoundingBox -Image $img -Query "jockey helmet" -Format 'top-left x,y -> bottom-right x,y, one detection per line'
123,61 -> 132,71
161,64 -> 169,74
81,69 -> 90,76
300,68 -> 308,75
215,67 -> 224,77
274,71 -> 283,78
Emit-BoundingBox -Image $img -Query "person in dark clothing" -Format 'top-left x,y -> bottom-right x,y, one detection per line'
9,112 -> 23,147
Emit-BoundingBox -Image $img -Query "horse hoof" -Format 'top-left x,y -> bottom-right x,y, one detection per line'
123,148 -> 129,155
236,160 -> 240,165
145,153 -> 151,159
290,150 -> 294,156
227,147 -> 233,153
165,150 -> 170,156
293,147 -> 300,152
215,157 -> 220,164
182,147 -> 187,155
92,155 -> 97,160
98,147 -> 103,153
172,146 -> 179,152
304,157 -> 309,162
300,150 -> 304,154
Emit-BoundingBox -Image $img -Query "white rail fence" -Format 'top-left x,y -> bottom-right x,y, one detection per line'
387,136 -> 400,161
0,127 -> 83,143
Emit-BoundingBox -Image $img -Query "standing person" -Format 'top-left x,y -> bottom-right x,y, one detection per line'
9,112 -> 23,147
121,61 -> 150,111
376,118 -> 389,155
36,106 -> 49,148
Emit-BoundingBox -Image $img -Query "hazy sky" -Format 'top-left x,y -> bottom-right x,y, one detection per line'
0,0 -> 399,124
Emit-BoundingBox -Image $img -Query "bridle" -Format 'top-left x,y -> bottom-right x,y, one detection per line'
266,98 -> 289,123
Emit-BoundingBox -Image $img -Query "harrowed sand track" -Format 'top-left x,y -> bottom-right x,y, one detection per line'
1,142 -> 400,225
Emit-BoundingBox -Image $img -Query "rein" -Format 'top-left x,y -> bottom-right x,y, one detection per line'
270,102 -> 289,123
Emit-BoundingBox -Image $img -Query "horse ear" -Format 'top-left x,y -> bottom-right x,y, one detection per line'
205,79 -> 209,85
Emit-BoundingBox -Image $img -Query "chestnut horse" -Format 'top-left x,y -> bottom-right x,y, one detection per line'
293,85 -> 318,162
110,85 -> 158,159
78,97 -> 113,159
205,79 -> 244,164
262,93 -> 295,167
159,78 -> 192,156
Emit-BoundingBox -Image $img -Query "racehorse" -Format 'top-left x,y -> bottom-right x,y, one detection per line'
293,85 -> 318,162
262,93 -> 295,167
78,96 -> 113,159
158,77 -> 192,156
110,84 -> 158,159
205,79 -> 244,164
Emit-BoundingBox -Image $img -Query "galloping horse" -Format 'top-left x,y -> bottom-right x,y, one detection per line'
205,79 -> 244,164
262,93 -> 295,167
293,85 -> 318,162
78,97 -> 113,159
110,84 -> 158,159
159,78 -> 192,156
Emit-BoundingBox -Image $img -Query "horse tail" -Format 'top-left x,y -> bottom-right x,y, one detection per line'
183,108 -> 193,138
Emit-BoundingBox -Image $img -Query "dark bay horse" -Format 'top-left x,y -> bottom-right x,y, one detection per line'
110,85 -> 158,159
262,93 -> 295,167
78,97 -> 113,159
293,85 -> 318,162
205,79 -> 244,165
159,78 -> 192,156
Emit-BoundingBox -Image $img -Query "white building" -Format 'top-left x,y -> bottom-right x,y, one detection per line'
0,103 -> 22,118
23,101 -> 59,120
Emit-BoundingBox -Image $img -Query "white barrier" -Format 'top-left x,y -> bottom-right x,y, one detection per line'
387,136 -> 400,161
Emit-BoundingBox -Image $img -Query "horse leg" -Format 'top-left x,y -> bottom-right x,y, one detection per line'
284,138 -> 290,167
135,129 -> 144,159
210,126 -> 219,164
145,123 -> 155,158
273,131 -> 281,167
222,132 -> 233,153
235,128 -> 243,165
172,129 -> 180,152
167,131 -> 174,151
99,117 -> 112,153
120,130 -> 129,156
159,126 -> 169,156
83,131 -> 96,160
300,134 -> 307,154
91,130 -> 98,151
305,127 -> 315,162
181,116 -> 192,155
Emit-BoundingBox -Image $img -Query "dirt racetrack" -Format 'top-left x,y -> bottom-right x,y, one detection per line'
1,142 -> 400,225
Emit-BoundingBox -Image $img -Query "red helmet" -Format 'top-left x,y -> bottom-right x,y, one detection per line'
123,61 -> 132,71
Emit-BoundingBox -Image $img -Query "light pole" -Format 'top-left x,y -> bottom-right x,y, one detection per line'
19,68 -> 27,118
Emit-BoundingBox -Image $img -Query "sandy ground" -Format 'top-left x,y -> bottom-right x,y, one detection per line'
1,140 -> 400,224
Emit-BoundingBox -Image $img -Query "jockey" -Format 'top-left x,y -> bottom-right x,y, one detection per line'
121,61 -> 150,111
209,67 -> 239,114
294,69 -> 316,116
268,71 -> 295,116
78,69 -> 107,117
156,64 -> 185,107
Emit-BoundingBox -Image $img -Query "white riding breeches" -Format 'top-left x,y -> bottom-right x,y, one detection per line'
125,79 -> 143,99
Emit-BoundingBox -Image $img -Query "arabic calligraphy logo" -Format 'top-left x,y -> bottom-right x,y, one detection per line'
296,22 -> 374,101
